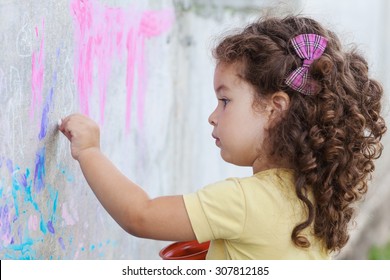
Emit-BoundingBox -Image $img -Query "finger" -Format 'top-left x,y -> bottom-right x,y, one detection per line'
59,127 -> 73,142
58,114 -> 77,131
58,116 -> 74,141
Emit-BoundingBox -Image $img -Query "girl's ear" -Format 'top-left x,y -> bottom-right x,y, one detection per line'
269,91 -> 290,117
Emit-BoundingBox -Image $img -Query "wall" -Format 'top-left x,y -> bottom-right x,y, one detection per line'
0,0 -> 388,260
0,0 -> 176,259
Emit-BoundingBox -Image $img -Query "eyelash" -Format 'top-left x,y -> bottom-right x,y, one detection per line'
219,98 -> 230,107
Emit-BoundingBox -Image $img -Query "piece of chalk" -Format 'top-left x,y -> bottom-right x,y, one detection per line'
57,119 -> 62,127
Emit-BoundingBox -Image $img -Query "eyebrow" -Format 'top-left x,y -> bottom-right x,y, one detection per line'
215,84 -> 228,95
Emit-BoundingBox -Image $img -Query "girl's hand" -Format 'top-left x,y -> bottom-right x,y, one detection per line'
58,114 -> 100,161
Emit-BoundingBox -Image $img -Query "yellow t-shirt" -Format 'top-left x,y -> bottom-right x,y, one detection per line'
183,168 -> 329,259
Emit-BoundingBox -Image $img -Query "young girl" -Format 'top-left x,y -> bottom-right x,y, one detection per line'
59,15 -> 386,259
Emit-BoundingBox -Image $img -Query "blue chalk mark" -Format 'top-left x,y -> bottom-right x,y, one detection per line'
50,188 -> 58,215
21,169 -> 40,211
39,215 -> 47,234
11,166 -> 21,217
57,163 -> 75,183
5,237 -> 35,259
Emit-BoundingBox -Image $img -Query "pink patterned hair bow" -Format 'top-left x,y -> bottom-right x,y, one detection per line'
285,34 -> 328,95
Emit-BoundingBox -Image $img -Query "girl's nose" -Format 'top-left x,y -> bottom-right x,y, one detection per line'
208,109 -> 217,126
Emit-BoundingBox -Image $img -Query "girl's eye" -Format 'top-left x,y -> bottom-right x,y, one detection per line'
219,98 -> 230,107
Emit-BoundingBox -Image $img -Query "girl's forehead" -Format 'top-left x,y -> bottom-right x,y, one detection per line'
214,64 -> 243,92
214,62 -> 245,84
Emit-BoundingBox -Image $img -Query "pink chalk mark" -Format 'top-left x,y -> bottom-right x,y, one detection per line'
30,20 -> 45,119
125,12 -> 141,131
61,202 -> 76,226
28,214 -> 38,231
74,242 -> 84,259
71,0 -> 174,130
136,37 -> 146,129
71,0 -> 93,116
140,10 -> 175,38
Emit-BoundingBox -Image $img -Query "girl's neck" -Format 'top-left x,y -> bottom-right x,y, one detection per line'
252,158 -> 293,174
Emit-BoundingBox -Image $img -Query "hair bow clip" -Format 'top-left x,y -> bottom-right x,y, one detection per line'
285,34 -> 328,95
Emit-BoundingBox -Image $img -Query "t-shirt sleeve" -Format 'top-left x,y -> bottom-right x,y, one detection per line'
183,178 -> 246,243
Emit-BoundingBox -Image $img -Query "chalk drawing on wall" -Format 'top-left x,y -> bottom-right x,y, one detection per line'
71,0 -> 174,130
16,13 -> 33,58
30,20 -> 45,120
0,0 -> 175,259
0,15 -> 67,258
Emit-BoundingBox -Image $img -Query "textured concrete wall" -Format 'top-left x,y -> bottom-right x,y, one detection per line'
0,0 -> 388,260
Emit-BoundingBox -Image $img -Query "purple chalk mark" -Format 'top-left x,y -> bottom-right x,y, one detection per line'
58,237 -> 66,250
38,88 -> 54,140
33,147 -> 46,193
18,172 -> 28,189
0,205 -> 12,244
47,220 -> 55,234
39,47 -> 59,140
6,159 -> 13,173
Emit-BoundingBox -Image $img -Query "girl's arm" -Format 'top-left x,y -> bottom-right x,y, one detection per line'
59,114 -> 196,241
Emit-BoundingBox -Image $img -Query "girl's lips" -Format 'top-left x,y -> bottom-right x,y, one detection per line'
212,134 -> 221,147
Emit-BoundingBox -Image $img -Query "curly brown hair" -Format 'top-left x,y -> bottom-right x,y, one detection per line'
213,15 -> 387,252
